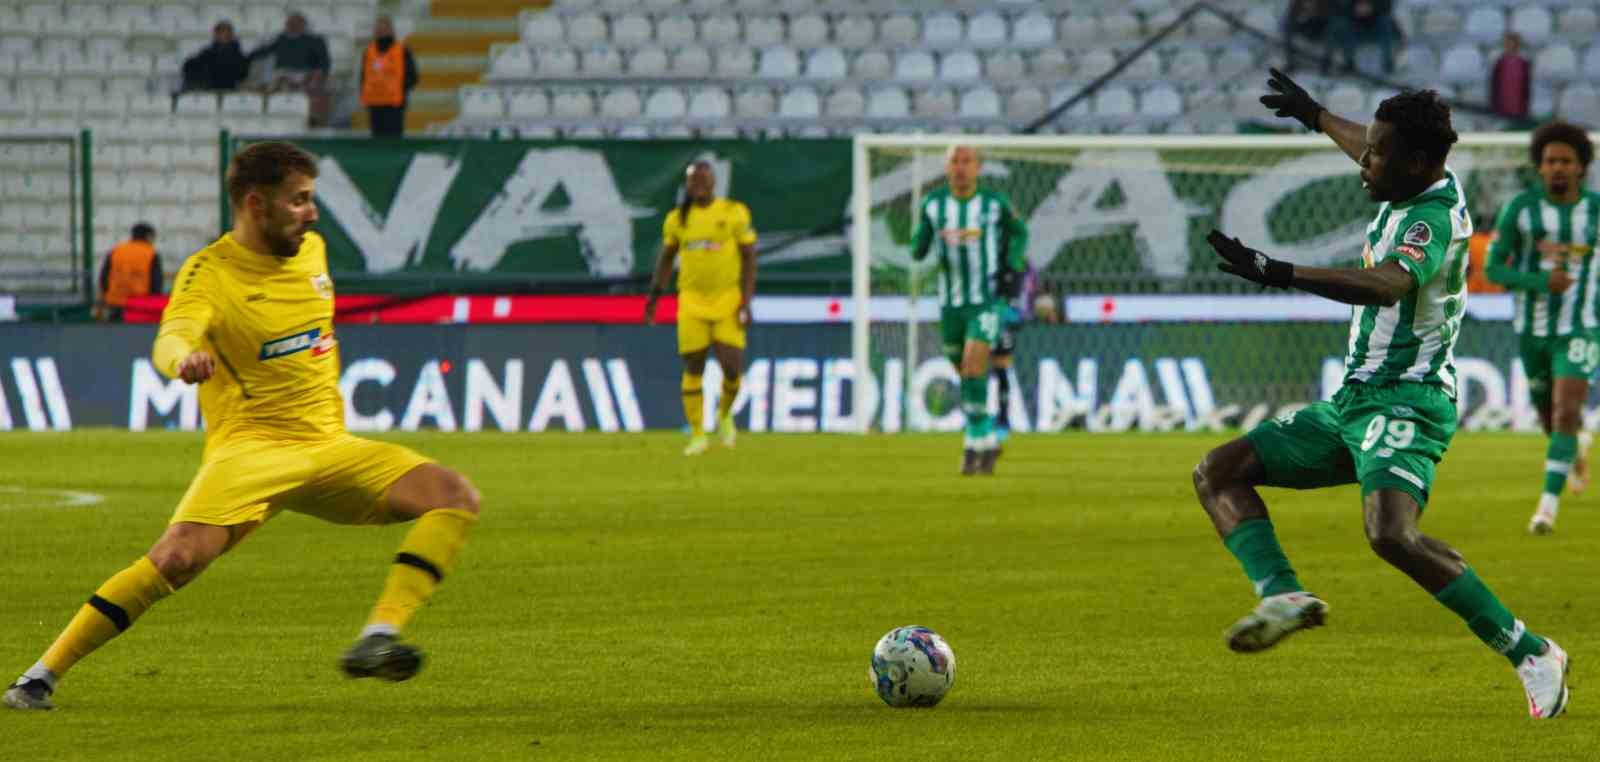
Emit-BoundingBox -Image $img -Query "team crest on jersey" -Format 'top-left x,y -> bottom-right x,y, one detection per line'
259,328 -> 321,360
310,273 -> 333,299
1402,221 -> 1432,246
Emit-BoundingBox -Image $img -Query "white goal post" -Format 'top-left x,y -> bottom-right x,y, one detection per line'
850,131 -> 1541,435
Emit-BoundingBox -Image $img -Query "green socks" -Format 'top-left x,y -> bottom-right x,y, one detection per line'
960,376 -> 992,445
1544,431 -> 1578,497
1222,519 -> 1304,598
1434,568 -> 1547,666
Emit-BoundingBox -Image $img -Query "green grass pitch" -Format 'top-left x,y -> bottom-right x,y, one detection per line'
1,430 -> 1596,760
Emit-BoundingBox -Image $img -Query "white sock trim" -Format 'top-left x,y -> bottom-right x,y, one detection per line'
359,623 -> 399,640
1544,460 -> 1573,475
21,661 -> 57,689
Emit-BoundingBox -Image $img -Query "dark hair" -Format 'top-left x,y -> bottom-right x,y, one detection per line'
131,222 -> 155,240
1531,120 -> 1594,168
1374,89 -> 1458,168
678,160 -> 713,225
226,141 -> 318,207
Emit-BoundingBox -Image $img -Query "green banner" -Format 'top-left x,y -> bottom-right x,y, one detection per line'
233,137 -> 852,287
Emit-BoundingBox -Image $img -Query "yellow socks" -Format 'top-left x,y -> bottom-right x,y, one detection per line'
682,372 -> 704,436
39,556 -> 174,679
718,376 -> 741,421
365,508 -> 477,633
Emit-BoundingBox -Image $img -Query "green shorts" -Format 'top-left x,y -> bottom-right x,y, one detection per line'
1518,332 -> 1600,405
1245,382 -> 1456,508
939,304 -> 1002,364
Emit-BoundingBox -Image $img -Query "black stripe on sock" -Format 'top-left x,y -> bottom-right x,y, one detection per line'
87,595 -> 131,632
394,552 -> 443,583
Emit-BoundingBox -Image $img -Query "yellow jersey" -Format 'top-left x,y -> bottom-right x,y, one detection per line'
662,198 -> 756,317
153,232 -> 343,452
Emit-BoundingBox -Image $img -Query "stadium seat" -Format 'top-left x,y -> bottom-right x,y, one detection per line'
716,47 -> 755,77
1395,46 -> 1437,79
894,50 -> 935,80
940,51 -> 981,81
1583,44 -> 1600,81
656,16 -> 696,46
789,14 -> 829,47
1326,85 -> 1365,117
1508,7 -> 1552,45
867,88 -> 909,119
1012,11 -> 1054,46
15,49 -> 63,78
219,92 -> 262,118
1365,87 -> 1400,115
1030,49 -> 1071,78
174,92 -> 218,121
583,47 -> 624,77
923,13 -> 962,45
611,14 -> 652,47
599,89 -> 642,119
627,46 -> 667,76
824,87 -> 865,118
687,87 -> 730,119
491,45 -> 534,78
644,88 -> 687,120
1462,8 -> 1505,43
853,50 -> 892,80
880,15 -> 919,46
567,13 -> 607,45
1006,87 -> 1047,120
1559,7 -> 1600,40
459,86 -> 505,120
1440,45 -> 1485,84
672,46 -> 713,77
552,90 -> 596,118
539,47 -> 579,77
1214,47 -> 1252,81
1100,12 -> 1141,41
1092,86 -> 1136,117
1059,14 -> 1097,44
1558,84 -> 1600,127
1140,85 -> 1181,118
805,47 -> 847,80
967,12 -> 1007,46
914,88 -> 956,118
1419,7 -> 1463,38
834,14 -> 875,47
1536,44 -> 1578,84
759,46 -> 800,78
958,87 -> 1001,119
1165,48 -> 1212,83
984,50 -> 1026,81
778,87 -> 821,119
1185,87 -> 1230,117
700,17 -> 741,45
505,89 -> 550,118
734,88 -> 776,118
744,16 -> 784,47
1122,49 -> 1162,80
1077,49 -> 1116,79
1190,10 -> 1232,40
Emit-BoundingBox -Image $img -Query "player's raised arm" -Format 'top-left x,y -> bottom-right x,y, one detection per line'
1261,68 -> 1367,164
1207,230 -> 1414,307
152,255 -> 217,383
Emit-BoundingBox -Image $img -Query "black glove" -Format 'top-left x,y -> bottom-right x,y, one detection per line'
1259,67 -> 1325,132
1207,230 -> 1294,289
995,267 -> 1022,300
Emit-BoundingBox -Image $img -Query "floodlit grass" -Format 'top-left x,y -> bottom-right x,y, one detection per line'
1,430 -> 1595,760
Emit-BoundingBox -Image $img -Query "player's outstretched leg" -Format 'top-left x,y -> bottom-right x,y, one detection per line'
5,522 -> 238,710
713,343 -> 743,449
343,465 -> 480,682
1364,489 -> 1569,718
959,340 -> 998,475
1531,377 -> 1587,534
1194,437 -> 1327,653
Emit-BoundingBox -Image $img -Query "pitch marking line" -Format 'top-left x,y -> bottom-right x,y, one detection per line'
0,485 -> 106,510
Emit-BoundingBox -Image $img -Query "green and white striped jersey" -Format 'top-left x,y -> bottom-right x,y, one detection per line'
1486,188 -> 1600,337
911,187 -> 1028,309
1344,170 -> 1472,397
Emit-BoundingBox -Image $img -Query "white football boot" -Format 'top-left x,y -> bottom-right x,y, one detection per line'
683,434 -> 709,456
1224,592 -> 1329,653
718,414 -> 737,449
1529,493 -> 1559,535
1516,637 -> 1570,719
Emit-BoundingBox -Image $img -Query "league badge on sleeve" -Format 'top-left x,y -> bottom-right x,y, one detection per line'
311,273 -> 333,299
1402,221 -> 1432,247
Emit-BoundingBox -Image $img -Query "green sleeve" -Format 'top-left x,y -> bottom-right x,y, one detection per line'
1483,199 -> 1549,292
1003,200 -> 1028,271
1389,208 -> 1449,287
910,203 -> 933,261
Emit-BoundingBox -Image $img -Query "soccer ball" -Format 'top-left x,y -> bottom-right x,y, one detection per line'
869,625 -> 956,707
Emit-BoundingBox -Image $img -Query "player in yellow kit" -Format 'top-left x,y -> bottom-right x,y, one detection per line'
4,142 -> 482,711
644,160 -> 758,455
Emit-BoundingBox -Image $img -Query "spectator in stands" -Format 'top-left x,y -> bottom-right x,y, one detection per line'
1282,0 -> 1332,74
360,16 -> 419,138
94,223 -> 162,323
181,21 -> 250,92
1490,33 -> 1532,121
1326,0 -> 1396,74
247,11 -> 332,125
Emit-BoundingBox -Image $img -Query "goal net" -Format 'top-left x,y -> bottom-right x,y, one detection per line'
0,132 -> 90,303
850,133 -> 1542,435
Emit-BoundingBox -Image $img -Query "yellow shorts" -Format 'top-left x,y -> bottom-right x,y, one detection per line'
677,310 -> 746,353
169,433 -> 434,527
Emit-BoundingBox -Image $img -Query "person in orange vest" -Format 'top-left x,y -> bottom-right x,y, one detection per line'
95,223 -> 163,322
360,16 -> 418,138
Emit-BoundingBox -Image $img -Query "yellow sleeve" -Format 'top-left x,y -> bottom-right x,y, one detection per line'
152,255 -> 216,379
731,202 -> 756,246
661,209 -> 681,246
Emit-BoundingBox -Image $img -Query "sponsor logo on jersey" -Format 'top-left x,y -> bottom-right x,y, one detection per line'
259,327 -> 321,360
311,331 -> 338,357
682,239 -> 720,251
1403,221 -> 1432,246
311,273 -> 333,300
939,228 -> 982,245
1396,244 -> 1427,263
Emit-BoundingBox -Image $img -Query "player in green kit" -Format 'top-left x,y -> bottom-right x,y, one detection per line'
910,145 -> 1028,475
1191,70 -> 1570,718
1484,122 -> 1600,534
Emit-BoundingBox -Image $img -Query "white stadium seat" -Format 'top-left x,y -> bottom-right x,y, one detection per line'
1013,11 -> 1054,46
1100,12 -> 1142,41
716,47 -> 755,77
778,87 -> 821,119
599,89 -> 642,119
1166,48 -> 1212,83
1326,85 -> 1365,117
700,17 -> 741,45
967,12 -> 1007,46
1462,8 -> 1505,43
1559,8 -> 1599,39
758,46 -> 800,78
866,88 -> 909,119
922,13 -> 962,45
459,86 -> 505,119
552,90 -> 595,119
687,88 -> 730,119
939,51 -> 981,81
914,88 -> 956,118
1006,87 -> 1047,120
1059,14 -> 1097,43
611,14 -> 652,47
1031,49 -> 1071,78
894,50 -> 935,80
491,45 -> 534,78
538,47 -> 579,77
1214,48 -> 1252,80
567,13 -> 607,45
1583,44 -> 1600,81
506,89 -> 550,118
656,16 -> 696,46
1558,84 -> 1600,127
644,88 -> 687,120
1140,85 -> 1181,118
853,50 -> 892,80
834,15 -> 875,47
1093,86 -> 1136,117
879,15 -> 919,46
734,88 -> 775,117
1509,7 -> 1552,45
985,51 -> 1026,81
672,46 -> 713,77
744,16 -> 783,47
523,13 -> 564,45
1536,44 -> 1579,84
824,87 -> 865,118
1077,49 -> 1116,79
583,47 -> 624,77
789,14 -> 828,47
1396,46 -> 1437,79
805,48 -> 848,80
959,87 -> 1001,119
627,47 -> 667,76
